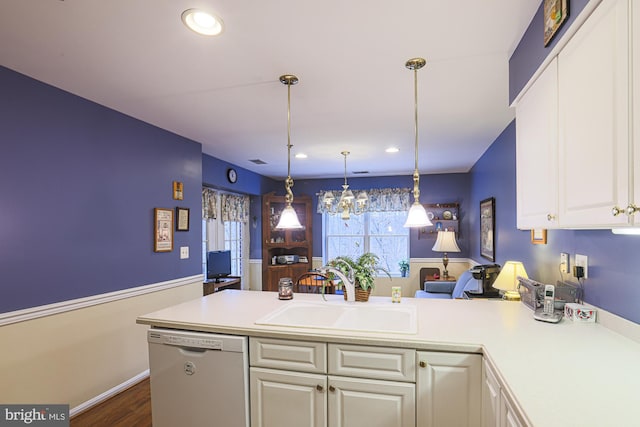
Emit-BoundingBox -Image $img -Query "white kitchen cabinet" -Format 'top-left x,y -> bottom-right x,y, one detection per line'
416,351 -> 482,427
631,0 -> 640,220
249,338 -> 416,427
250,367 -> 327,427
499,390 -> 525,427
482,358 -> 500,427
327,376 -> 415,427
516,58 -> 559,229
482,358 -> 527,427
557,0 -> 630,227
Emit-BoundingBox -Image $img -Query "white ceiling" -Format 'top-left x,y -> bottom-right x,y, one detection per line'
0,0 -> 539,180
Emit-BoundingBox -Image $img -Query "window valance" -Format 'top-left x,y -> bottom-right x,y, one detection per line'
316,187 -> 412,214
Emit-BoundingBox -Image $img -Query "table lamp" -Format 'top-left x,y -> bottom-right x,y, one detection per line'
432,231 -> 460,279
492,261 -> 528,300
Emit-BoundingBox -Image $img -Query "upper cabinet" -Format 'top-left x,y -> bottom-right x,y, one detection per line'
557,0 -> 630,227
516,0 -> 640,229
516,58 -> 559,229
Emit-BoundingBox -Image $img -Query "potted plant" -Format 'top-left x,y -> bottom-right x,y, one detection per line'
398,260 -> 409,277
328,252 -> 391,301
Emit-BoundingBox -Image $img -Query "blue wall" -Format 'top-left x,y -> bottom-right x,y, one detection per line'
509,0 -> 590,103
0,66 -> 203,313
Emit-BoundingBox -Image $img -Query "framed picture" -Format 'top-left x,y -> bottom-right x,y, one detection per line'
480,197 -> 495,262
154,208 -> 174,252
176,207 -> 190,232
172,181 -> 184,200
544,0 -> 569,46
531,229 -> 548,245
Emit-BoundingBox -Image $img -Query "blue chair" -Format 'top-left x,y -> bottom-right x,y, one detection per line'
415,270 -> 476,299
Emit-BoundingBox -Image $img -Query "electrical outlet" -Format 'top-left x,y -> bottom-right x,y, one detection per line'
575,254 -> 588,279
560,253 -> 570,273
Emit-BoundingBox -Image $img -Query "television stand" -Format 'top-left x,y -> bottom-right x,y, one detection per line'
203,276 -> 241,296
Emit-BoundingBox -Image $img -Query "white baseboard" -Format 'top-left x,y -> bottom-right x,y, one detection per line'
70,370 -> 150,418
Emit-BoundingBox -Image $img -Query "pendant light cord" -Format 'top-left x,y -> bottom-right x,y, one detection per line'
284,78 -> 294,205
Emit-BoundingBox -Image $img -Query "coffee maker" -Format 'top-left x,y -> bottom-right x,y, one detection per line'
469,264 -> 501,295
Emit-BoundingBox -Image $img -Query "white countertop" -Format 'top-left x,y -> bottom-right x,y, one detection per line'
137,290 -> 640,427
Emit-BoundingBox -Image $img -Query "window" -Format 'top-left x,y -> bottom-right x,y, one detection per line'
324,211 -> 409,276
224,220 -> 243,276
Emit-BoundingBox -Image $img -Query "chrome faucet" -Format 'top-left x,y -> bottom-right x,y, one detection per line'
317,259 -> 355,302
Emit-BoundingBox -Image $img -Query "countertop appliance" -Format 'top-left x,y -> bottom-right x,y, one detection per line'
276,254 -> 299,264
147,328 -> 249,427
469,264 -> 501,294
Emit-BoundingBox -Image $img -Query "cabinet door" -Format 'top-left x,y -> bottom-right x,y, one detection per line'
482,359 -> 500,427
250,367 -> 327,427
499,390 -> 525,427
516,58 -> 559,229
558,0 -> 630,227
416,351 -> 482,427
327,376 -> 415,427
632,0 -> 640,222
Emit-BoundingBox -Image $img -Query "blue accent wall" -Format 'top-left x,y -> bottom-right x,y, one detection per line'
0,66 -> 203,313
509,0 -> 590,103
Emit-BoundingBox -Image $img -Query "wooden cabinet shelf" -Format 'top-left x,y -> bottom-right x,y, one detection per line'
262,192 -> 313,292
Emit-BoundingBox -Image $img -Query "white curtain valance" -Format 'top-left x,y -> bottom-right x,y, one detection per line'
316,187 -> 412,214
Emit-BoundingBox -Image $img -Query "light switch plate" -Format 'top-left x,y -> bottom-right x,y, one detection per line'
575,254 -> 588,278
180,246 -> 189,259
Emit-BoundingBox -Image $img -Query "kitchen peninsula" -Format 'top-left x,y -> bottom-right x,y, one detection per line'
137,290 -> 640,426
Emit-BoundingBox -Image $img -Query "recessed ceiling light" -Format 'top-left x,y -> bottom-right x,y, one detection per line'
295,153 -> 308,159
181,9 -> 224,36
385,147 -> 399,153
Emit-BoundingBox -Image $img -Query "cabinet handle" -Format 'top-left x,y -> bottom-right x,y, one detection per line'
612,206 -> 624,217
329,385 -> 336,392
546,214 -> 556,222
419,361 -> 427,368
316,385 -> 324,392
626,204 -> 639,216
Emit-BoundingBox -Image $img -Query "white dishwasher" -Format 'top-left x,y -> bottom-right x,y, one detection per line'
147,328 -> 249,427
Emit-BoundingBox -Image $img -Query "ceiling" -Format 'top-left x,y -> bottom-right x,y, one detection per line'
0,0 -> 539,180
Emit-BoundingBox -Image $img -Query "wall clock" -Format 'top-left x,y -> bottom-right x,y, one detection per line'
227,168 -> 237,183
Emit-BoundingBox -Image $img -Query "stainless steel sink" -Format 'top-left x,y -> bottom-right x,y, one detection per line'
255,301 -> 417,334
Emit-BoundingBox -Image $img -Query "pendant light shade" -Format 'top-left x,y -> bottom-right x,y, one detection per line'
275,74 -> 303,230
403,57 -> 432,228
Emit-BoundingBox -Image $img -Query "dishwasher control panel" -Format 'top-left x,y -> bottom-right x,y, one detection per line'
148,330 -> 223,350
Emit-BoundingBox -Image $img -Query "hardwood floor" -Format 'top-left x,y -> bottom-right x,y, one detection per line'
71,378 -> 151,427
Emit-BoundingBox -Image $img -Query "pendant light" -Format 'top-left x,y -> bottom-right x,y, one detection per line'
275,74 -> 303,229
403,58 -> 433,228
321,151 -> 368,220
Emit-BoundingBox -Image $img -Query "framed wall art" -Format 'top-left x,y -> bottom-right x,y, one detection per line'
154,208 -> 174,252
543,0 -> 569,46
480,197 -> 495,262
176,207 -> 190,232
172,181 -> 184,200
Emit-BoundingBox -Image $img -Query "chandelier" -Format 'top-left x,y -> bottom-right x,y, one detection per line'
321,151 -> 368,220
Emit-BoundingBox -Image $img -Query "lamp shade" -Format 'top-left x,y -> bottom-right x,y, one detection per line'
432,231 -> 461,253
492,261 -> 528,293
403,202 -> 432,228
275,205 -> 303,229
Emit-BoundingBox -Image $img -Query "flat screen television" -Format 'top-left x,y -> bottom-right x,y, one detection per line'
207,250 -> 232,282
